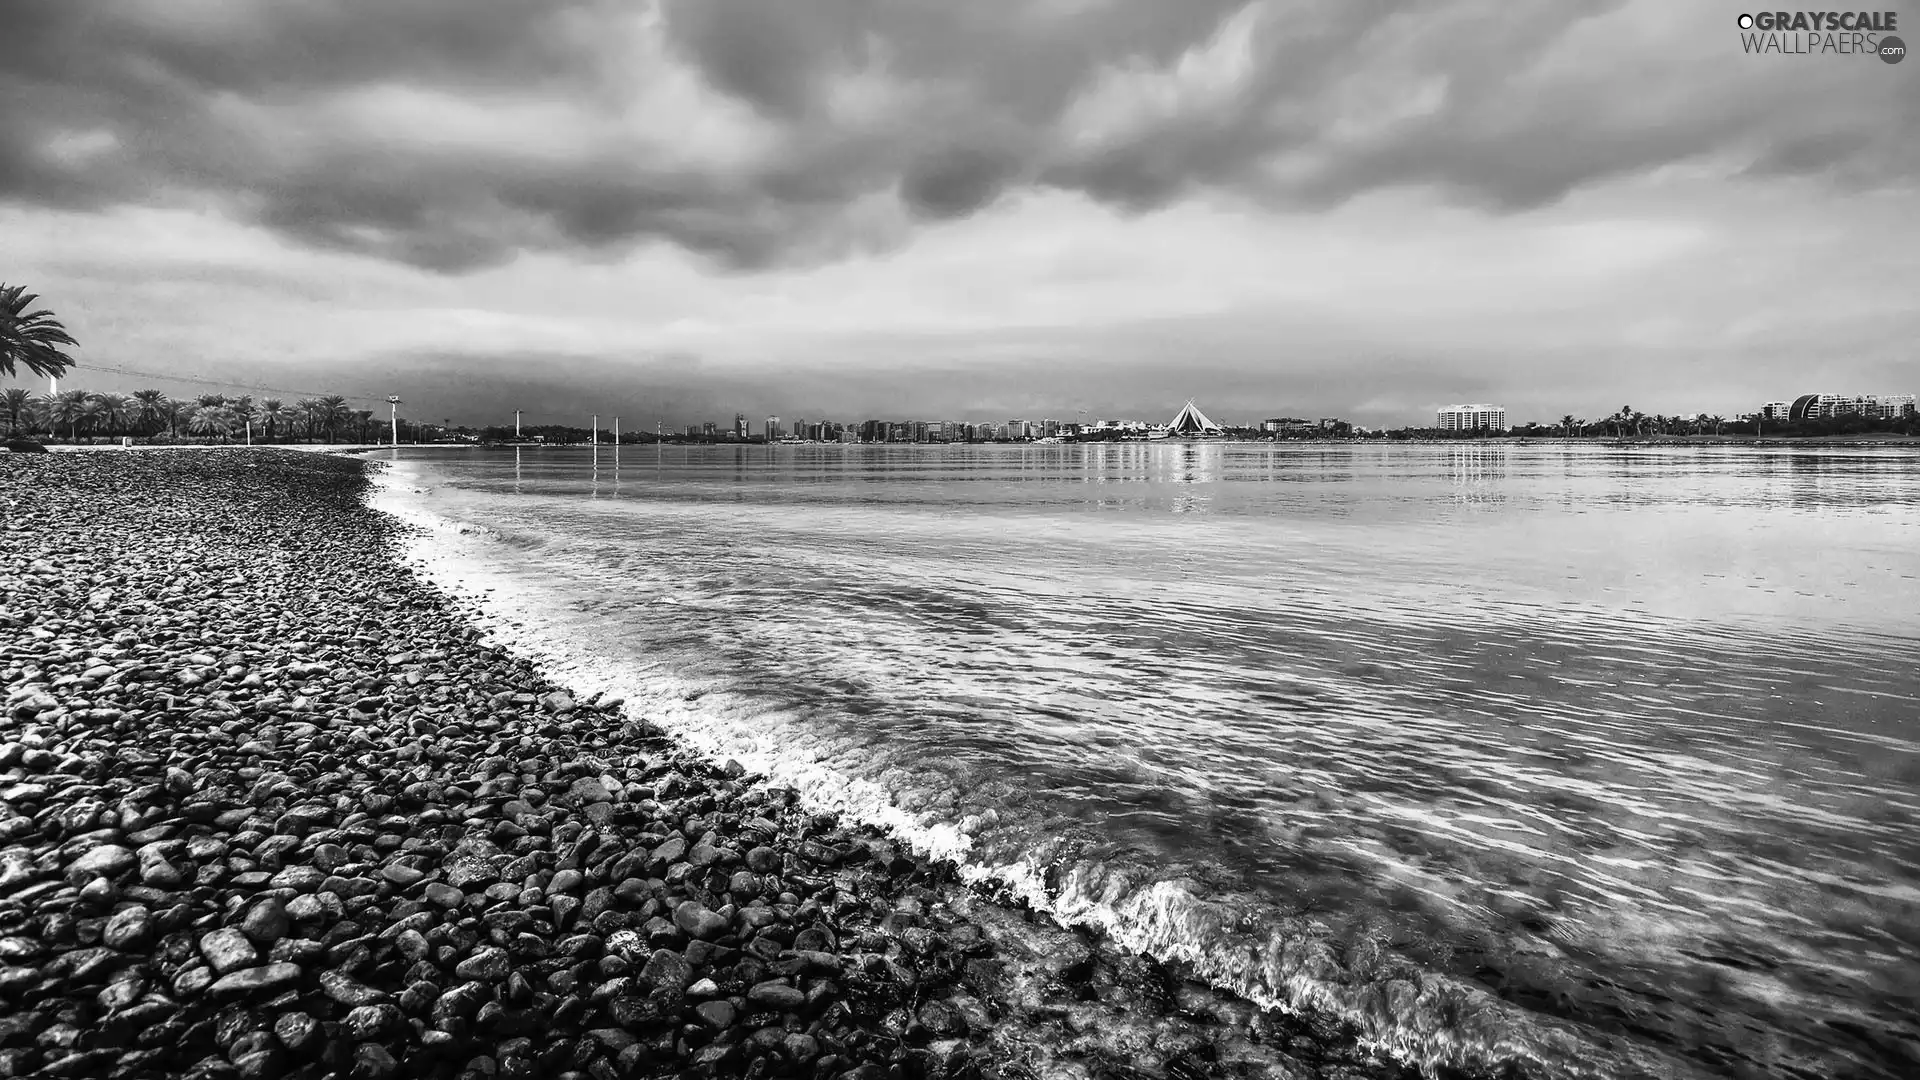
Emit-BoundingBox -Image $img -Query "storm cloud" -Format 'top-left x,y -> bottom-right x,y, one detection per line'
5,0 -> 1913,274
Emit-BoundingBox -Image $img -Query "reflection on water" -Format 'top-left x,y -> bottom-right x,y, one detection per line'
381,443 -> 1920,1080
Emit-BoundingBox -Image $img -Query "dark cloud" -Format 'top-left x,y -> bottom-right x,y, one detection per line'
2,0 -> 1914,274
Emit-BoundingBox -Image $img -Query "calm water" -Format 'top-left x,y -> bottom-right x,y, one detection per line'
375,442 -> 1920,1080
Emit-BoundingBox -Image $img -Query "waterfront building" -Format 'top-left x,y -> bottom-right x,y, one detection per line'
1168,401 -> 1224,436
1435,404 -> 1507,431
765,416 -> 779,441
1761,401 -> 1793,421
686,424 -> 700,437
1786,393 -> 1919,421
733,413 -> 748,439
701,421 -> 717,439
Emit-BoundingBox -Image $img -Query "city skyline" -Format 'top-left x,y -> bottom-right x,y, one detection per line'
4,2 -> 1917,428
6,365 -> 1915,437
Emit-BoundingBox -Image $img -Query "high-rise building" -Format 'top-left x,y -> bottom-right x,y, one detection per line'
733,413 -> 748,439
765,416 -> 779,441
1435,404 -> 1507,431
1761,401 -> 1793,421
702,421 -> 717,439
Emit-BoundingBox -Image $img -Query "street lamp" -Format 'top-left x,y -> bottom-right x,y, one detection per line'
387,396 -> 402,446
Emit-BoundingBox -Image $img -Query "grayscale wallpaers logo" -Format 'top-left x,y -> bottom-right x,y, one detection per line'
1737,11 -> 1905,61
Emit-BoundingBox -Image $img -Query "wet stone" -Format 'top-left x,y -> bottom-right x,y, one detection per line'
198,928 -> 257,975
319,970 -> 388,1007
101,906 -> 152,951
671,902 -> 727,941
66,845 -> 135,882
637,949 -> 691,991
568,777 -> 611,804
240,899 -> 290,945
207,963 -> 303,1000
748,981 -> 806,1010
444,857 -> 498,890
455,947 -> 510,981
343,1003 -> 403,1040
273,1012 -> 319,1052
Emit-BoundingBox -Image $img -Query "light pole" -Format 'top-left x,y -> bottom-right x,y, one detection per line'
387,396 -> 402,446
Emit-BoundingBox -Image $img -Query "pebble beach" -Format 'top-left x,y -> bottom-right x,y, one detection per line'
0,449 -> 1427,1080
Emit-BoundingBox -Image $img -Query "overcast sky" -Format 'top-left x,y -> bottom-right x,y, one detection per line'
4,0 -> 1916,428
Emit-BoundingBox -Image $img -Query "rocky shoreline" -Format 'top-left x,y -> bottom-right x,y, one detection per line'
0,450 -> 1432,1080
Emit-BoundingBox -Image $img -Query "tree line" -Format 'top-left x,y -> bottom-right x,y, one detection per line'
3,283 -> 400,444
1382,402 -> 1919,439
0,387 -> 394,444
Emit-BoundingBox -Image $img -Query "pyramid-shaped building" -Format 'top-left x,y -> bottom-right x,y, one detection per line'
1168,400 -> 1224,436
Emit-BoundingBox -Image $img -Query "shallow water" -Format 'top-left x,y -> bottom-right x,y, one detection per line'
372,442 -> 1920,1079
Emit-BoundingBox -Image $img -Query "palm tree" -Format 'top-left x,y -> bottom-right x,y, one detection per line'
1,387 -> 32,435
261,399 -> 288,443
295,398 -> 320,443
316,395 -> 350,443
229,395 -> 257,442
185,404 -> 234,442
75,396 -> 107,443
352,409 -> 374,443
194,393 -> 227,409
46,388 -> 91,442
1560,414 -> 1576,438
131,389 -> 170,437
0,284 -> 79,380
94,392 -> 132,439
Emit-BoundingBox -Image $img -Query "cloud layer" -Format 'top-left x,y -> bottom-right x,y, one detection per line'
6,0 -> 1913,274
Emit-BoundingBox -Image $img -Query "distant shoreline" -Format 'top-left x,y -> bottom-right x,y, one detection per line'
18,434 -> 1919,455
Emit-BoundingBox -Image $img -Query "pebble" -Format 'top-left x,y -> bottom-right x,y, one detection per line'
240,898 -> 290,944
748,980 -> 807,1010
672,901 -> 728,940
65,845 -> 135,882
197,928 -> 257,974
454,946 -> 511,981
207,963 -> 303,999
694,1000 -> 736,1029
